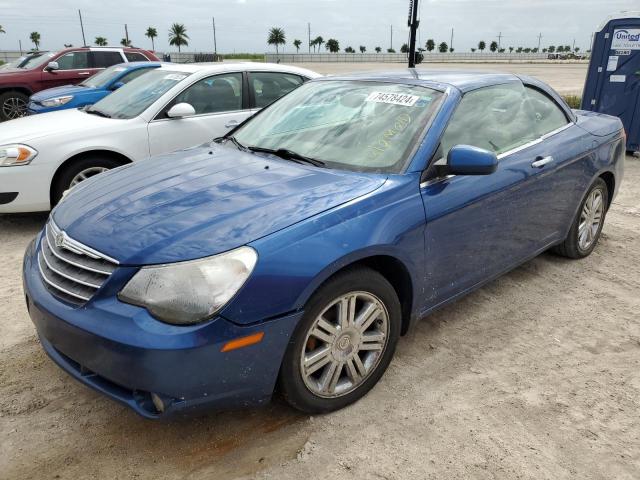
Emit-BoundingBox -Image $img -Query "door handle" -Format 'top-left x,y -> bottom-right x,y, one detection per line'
225,120 -> 240,128
78,72 -> 91,76
531,156 -> 553,168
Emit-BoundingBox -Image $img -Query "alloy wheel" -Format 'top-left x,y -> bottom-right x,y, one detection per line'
578,187 -> 604,251
300,291 -> 389,398
69,167 -> 110,187
2,96 -> 27,120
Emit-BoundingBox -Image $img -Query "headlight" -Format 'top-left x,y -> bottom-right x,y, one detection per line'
0,144 -> 38,166
40,95 -> 74,107
118,246 -> 258,325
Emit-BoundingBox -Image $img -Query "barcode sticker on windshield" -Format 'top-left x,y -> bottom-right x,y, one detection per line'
164,74 -> 187,81
365,92 -> 420,106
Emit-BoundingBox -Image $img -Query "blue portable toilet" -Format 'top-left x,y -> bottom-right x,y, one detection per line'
582,12 -> 640,152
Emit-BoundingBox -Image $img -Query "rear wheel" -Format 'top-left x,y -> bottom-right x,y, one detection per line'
280,268 -> 401,413
554,178 -> 608,259
0,91 -> 29,121
52,156 -> 122,206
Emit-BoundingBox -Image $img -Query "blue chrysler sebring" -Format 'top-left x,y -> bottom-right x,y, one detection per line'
23,71 -> 624,417
27,62 -> 161,114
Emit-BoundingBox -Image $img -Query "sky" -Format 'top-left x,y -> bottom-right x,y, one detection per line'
0,0 -> 638,53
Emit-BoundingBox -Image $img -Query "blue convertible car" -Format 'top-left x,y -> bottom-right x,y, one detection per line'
27,62 -> 161,114
23,71 -> 625,417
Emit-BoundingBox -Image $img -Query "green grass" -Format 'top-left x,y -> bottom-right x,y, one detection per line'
563,95 -> 582,109
222,53 -> 265,61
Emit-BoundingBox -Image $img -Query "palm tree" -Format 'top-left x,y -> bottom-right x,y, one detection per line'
95,36 -> 108,46
471,48 -> 476,52
509,46 -> 514,53
309,38 -> 316,52
293,39 -> 302,52
30,32 -> 41,50
400,43 -> 409,53
438,42 -> 448,53
325,39 -> 339,53
145,27 -> 158,51
344,46 -> 355,53
168,23 -> 189,53
267,27 -> 286,55
425,39 -> 435,52
478,40 -> 486,52
490,41 -> 498,52
313,36 -> 324,52
375,46 -> 381,53
359,45 -> 366,53
387,48 -> 395,53
120,38 -> 132,47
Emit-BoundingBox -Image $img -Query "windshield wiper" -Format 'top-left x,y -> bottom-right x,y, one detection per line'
248,146 -> 325,167
85,107 -> 111,118
213,135 -> 248,152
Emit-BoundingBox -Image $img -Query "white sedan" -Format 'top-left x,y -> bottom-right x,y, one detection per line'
0,62 -> 320,213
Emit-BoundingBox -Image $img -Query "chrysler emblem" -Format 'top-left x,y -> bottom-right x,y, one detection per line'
55,232 -> 65,248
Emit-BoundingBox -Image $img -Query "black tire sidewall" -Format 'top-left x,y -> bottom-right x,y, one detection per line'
280,267 -> 402,413
52,156 -> 121,205
568,178 -> 609,258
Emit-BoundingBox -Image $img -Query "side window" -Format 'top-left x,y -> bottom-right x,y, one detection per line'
171,72 -> 243,115
439,82 -> 538,158
119,68 -> 152,85
124,52 -> 149,62
55,51 -> 90,70
524,86 -> 569,136
250,72 -> 303,108
92,51 -> 125,68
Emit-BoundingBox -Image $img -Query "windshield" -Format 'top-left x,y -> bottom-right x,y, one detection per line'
81,64 -> 127,88
233,80 -> 444,173
88,69 -> 190,119
20,52 -> 55,69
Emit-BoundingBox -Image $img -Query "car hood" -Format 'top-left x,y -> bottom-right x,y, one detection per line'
52,144 -> 387,265
0,108 -> 112,143
30,85 -> 95,102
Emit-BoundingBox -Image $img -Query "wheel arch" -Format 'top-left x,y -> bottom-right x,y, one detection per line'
599,170 -> 615,210
0,86 -> 33,97
49,149 -> 133,206
297,252 -> 416,336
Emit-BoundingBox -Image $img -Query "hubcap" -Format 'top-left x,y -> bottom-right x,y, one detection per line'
2,96 -> 27,120
578,188 -> 604,251
69,167 -> 110,188
300,291 -> 389,398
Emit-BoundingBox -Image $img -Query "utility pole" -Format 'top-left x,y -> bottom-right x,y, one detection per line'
308,23 -> 311,53
572,38 -> 575,51
589,32 -> 594,51
537,32 -> 543,51
18,40 -> 22,55
390,25 -> 393,50
212,17 -> 217,54
497,32 -> 503,49
125,24 -> 129,45
450,27 -> 454,51
78,9 -> 86,46
408,0 -> 420,67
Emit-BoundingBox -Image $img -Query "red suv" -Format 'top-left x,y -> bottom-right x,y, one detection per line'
0,46 -> 159,121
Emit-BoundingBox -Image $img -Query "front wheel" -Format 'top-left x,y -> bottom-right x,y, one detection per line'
554,177 -> 609,259
52,156 -> 122,206
279,267 -> 401,413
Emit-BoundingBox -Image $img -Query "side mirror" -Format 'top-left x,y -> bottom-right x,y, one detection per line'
166,102 -> 196,119
45,61 -> 59,71
447,145 -> 498,175
111,81 -> 125,91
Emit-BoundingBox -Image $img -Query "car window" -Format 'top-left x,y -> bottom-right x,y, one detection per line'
81,65 -> 127,88
119,68 -> 152,85
124,52 -> 150,62
56,51 -> 90,70
250,72 -> 304,108
22,52 -> 55,69
172,72 -> 243,115
234,80 -> 444,173
90,69 -> 191,119
439,82 -> 539,158
92,51 -> 124,69
524,86 -> 569,136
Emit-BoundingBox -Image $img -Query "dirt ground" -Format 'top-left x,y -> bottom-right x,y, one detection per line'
291,61 -> 588,95
0,154 -> 638,479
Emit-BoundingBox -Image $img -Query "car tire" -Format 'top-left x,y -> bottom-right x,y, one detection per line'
554,177 -> 608,259
52,156 -> 122,206
0,91 -> 29,121
279,267 -> 401,413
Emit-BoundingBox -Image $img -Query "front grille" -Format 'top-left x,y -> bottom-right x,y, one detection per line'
38,221 -> 119,305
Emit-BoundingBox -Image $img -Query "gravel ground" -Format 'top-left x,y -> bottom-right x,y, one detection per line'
1,155 -> 638,479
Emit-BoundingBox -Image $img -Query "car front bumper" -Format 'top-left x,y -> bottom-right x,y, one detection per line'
0,162 -> 53,213
23,237 -> 302,418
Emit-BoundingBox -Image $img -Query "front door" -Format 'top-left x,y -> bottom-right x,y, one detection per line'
419,81 -> 578,311
39,51 -> 98,89
147,71 -> 251,156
